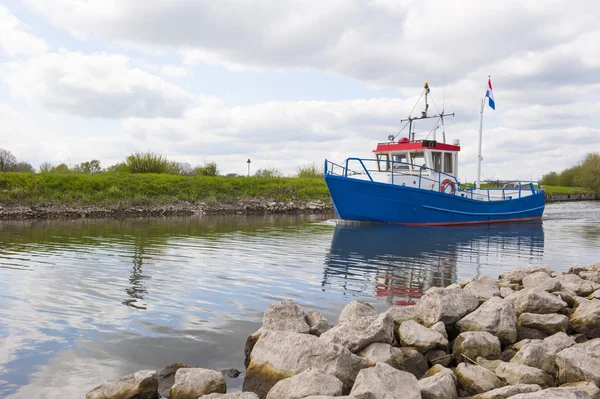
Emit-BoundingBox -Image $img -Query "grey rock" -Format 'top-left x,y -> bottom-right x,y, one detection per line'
400,347 -> 429,379
557,274 -> 600,296
553,290 -> 580,308
414,287 -> 479,327
495,362 -> 556,388
319,313 -> 394,353
265,368 -> 343,399
430,321 -> 448,339
499,267 -> 552,284
86,370 -> 159,399
305,310 -> 330,337
500,287 -> 515,298
453,332 -> 501,362
301,397 -> 351,399
455,363 -> 505,396
263,299 -> 310,333
399,320 -> 449,353
464,276 -> 501,303
556,339 -> 600,386
456,297 -> 517,345
476,357 -> 503,372
501,348 -> 517,362
474,384 -> 542,399
356,342 -> 404,370
426,349 -> 451,367
245,328 -> 264,368
170,368 -> 226,399
559,382 -> 600,398
506,289 -> 567,315
383,305 -> 416,326
518,326 -> 549,341
571,333 -> 588,343
579,271 -> 600,284
508,388 -> 593,398
446,283 -> 462,289
512,339 -> 534,351
350,362 -> 421,399
519,313 -> 569,335
418,371 -> 458,399
201,394 -> 259,399
157,363 -> 191,398
510,332 -> 576,375
422,364 -> 457,384
338,300 -> 377,323
570,300 -> 600,338
523,272 -> 562,292
243,331 -> 368,398
589,290 -> 600,300
221,368 -> 241,379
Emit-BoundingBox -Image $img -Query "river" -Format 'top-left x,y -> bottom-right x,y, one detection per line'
0,201 -> 599,398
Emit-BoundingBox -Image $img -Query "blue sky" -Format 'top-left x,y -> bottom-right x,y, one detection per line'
0,0 -> 599,180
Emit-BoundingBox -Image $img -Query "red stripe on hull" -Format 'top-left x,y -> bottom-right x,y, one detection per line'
397,216 -> 542,227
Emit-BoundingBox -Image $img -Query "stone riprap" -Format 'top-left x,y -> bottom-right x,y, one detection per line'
87,264 -> 600,399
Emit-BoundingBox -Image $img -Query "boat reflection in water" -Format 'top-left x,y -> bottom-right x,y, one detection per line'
323,221 -> 544,306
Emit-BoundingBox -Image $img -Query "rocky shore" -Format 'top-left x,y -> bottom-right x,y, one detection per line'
87,263 -> 600,399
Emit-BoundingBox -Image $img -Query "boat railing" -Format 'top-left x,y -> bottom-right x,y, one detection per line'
460,180 -> 542,200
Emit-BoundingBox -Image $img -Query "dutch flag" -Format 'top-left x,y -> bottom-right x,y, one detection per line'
486,78 -> 495,110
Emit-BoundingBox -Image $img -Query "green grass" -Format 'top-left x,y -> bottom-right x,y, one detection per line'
541,185 -> 594,194
0,172 -> 330,206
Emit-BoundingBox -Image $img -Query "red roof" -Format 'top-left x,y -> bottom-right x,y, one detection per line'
374,141 -> 461,153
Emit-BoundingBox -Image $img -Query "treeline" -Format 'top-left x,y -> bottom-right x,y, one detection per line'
0,149 -> 324,178
541,153 -> 600,192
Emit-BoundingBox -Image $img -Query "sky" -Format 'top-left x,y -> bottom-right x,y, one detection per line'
0,0 -> 598,181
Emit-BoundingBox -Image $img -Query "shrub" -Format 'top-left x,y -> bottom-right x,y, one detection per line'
73,160 -> 101,174
39,162 -> 53,173
0,148 -> 17,172
574,153 -> 600,192
296,162 -> 323,178
254,168 -> 282,178
51,163 -> 71,173
106,162 -> 129,173
541,171 -> 559,186
195,161 -> 219,177
125,152 -> 170,174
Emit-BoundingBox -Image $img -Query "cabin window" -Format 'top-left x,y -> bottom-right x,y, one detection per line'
444,153 -> 453,173
392,153 -> 409,170
410,152 -> 426,171
377,153 -> 390,171
432,152 -> 442,171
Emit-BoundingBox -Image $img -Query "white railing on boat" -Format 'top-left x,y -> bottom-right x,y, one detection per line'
324,158 -> 543,201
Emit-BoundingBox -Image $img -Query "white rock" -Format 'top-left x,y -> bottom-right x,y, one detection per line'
356,342 -> 404,370
263,299 -> 310,333
170,368 -> 227,399
464,276 -> 501,303
418,371 -> 458,399
319,313 -> 394,353
556,338 -> 600,386
338,300 -> 377,323
453,332 -> 501,362
518,313 -> 569,335
569,300 -> 600,338
455,363 -> 505,396
399,320 -> 449,353
305,310 -> 330,337
265,368 -> 343,399
86,370 -> 158,399
350,363 -> 421,399
506,289 -> 567,315
456,297 -> 517,345
499,267 -> 552,284
414,287 -> 479,327
474,384 -> 542,399
523,272 -> 562,292
495,362 -> 555,388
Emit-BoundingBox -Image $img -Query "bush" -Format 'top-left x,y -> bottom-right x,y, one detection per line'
574,153 -> 600,192
51,163 -> 71,173
125,152 -> 170,174
558,166 -> 581,187
296,162 -> 323,178
73,160 -> 101,174
541,171 -> 559,186
0,148 -> 18,172
106,162 -> 129,173
39,162 -> 53,173
254,168 -> 282,178
195,161 -> 219,177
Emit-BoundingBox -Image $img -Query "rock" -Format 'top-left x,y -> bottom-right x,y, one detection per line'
556,339 -> 600,386
501,348 -> 517,362
426,349 -> 451,367
263,299 -> 310,333
512,339 -> 533,351
510,332 -> 576,375
418,371 -> 458,399
245,328 -> 264,368
453,332 -> 501,362
523,272 -> 562,292
464,276 -> 501,303
430,321 -> 448,339
569,300 -> 600,338
476,357 -> 503,372
319,313 -> 394,353
518,326 -> 549,341
337,300 -> 377,323
455,363 -> 505,396
170,368 -> 226,399
506,289 -> 568,315
400,347 -> 429,379
398,320 -> 449,353
474,384 -> 542,399
507,388 -> 594,398
422,364 -> 457,383
305,310 -> 330,337
553,290 -> 580,308
446,283 -> 462,289
221,368 -> 241,378
201,394 -> 259,399
495,362 -> 556,388
157,363 -> 191,398
456,297 -> 517,345
265,368 -> 343,399
349,362 -> 421,399
590,290 -> 600,300
243,331 -> 368,397
499,267 -> 552,284
518,313 -> 569,335
500,287 -> 515,298
86,370 -> 159,399
557,274 -> 600,296
383,305 -> 416,326
571,334 -> 588,344
414,287 -> 479,327
357,342 -> 404,370
579,271 -> 600,284
559,382 -> 600,398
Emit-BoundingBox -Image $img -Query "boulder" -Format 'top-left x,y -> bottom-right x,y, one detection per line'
456,297 -> 517,345
356,342 -> 404,370
243,331 -> 368,398
349,363 -> 421,399
510,332 -> 576,375
319,313 -> 394,353
157,363 -> 191,398
414,287 -> 479,327
495,362 -> 556,388
553,290 -> 580,308
556,339 -> 600,386
170,369 -> 226,399
464,276 -> 501,303
455,363 -> 505,396
201,394 -> 259,399
559,382 -> 600,398
422,364 -> 457,384
86,370 -> 158,399
507,388 -> 594,398
523,272 -> 562,292
579,271 -> 600,284
400,347 -> 429,379
499,267 -> 552,284
569,300 -> 600,338
245,328 -> 264,368
476,357 -> 503,373
221,369 -> 241,379
518,313 -> 569,335
383,305 -> 416,326
453,332 -> 501,362
430,321 -> 448,339
418,371 -> 458,399
517,326 -> 549,341
305,310 -> 330,337
265,368 -> 343,399
506,289 -> 567,315
589,290 -> 600,300
398,320 -> 449,353
500,287 -> 515,298
263,299 -> 310,333
474,384 -> 542,399
557,274 -> 600,297
501,348 -> 517,362
426,349 -> 451,367
337,300 -> 377,323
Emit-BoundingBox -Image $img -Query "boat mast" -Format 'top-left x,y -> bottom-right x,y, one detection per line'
401,82 -> 454,143
476,98 -> 484,189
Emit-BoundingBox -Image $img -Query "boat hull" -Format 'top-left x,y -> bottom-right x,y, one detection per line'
324,174 -> 545,225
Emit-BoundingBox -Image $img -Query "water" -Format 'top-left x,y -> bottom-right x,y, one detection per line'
0,201 -> 599,398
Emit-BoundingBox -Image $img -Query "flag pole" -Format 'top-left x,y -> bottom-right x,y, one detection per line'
476,97 -> 484,190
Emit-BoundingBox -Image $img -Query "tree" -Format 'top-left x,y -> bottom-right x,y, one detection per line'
575,153 -> 600,192
13,162 -> 34,173
0,148 -> 17,172
73,160 -> 102,174
194,161 -> 219,176
39,162 -> 54,173
254,168 -> 282,178
541,171 -> 559,186
51,163 -> 71,173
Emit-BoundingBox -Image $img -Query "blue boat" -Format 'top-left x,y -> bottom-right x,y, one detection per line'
324,83 -> 545,226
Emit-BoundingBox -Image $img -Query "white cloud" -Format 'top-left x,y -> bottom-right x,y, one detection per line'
160,64 -> 190,78
0,5 -> 48,57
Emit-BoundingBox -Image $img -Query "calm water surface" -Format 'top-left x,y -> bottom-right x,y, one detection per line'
0,201 -> 599,398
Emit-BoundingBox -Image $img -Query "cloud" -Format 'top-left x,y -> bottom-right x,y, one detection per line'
160,64 -> 190,78
1,50 -> 195,119
0,5 -> 48,57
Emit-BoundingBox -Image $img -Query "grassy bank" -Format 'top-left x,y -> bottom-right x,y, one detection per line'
0,173 -> 330,206
541,185 -> 594,194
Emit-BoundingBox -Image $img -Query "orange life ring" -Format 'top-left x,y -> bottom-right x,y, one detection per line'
440,178 -> 456,194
